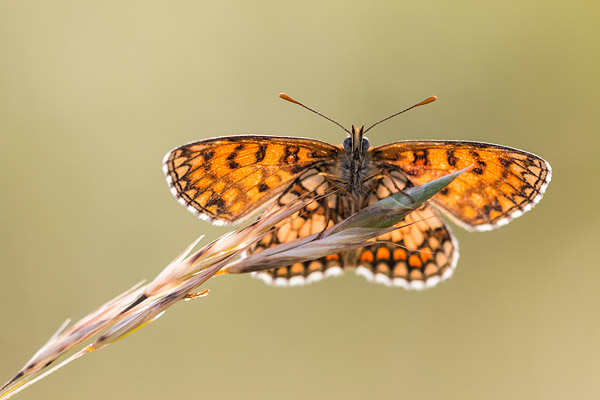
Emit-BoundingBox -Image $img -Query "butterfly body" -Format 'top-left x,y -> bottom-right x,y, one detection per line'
163,104 -> 551,289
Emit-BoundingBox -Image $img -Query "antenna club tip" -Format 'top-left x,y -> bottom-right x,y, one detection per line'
278,93 -> 300,105
418,96 -> 437,106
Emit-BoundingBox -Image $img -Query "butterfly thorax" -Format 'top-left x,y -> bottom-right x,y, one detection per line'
340,125 -> 372,200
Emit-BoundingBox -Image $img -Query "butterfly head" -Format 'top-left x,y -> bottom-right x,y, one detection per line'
343,125 -> 370,157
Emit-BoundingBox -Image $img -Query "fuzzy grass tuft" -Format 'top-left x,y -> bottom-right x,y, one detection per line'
0,168 -> 467,399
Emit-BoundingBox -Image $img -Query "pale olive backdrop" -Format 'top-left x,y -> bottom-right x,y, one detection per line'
1,1 -> 598,400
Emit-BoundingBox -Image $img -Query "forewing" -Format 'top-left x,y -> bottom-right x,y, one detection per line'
163,135 -> 340,225
370,140 -> 552,231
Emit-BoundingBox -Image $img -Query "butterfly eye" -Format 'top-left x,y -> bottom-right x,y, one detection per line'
362,137 -> 370,152
343,137 -> 352,152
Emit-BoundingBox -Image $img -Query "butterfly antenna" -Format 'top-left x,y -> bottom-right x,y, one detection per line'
279,93 -> 350,134
363,96 -> 437,134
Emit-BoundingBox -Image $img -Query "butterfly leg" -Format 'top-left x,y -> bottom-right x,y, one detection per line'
318,172 -> 358,204
382,168 -> 414,202
184,289 -> 210,301
363,168 -> 415,202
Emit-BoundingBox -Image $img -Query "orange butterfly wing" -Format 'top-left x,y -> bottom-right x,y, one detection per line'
248,167 -> 345,286
163,135 -> 340,225
247,168 -> 458,290
370,141 -> 552,231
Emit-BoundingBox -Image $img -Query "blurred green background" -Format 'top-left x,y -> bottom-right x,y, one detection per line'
1,1 -> 598,399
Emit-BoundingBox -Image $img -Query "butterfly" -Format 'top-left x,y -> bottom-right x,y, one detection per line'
163,94 -> 552,290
